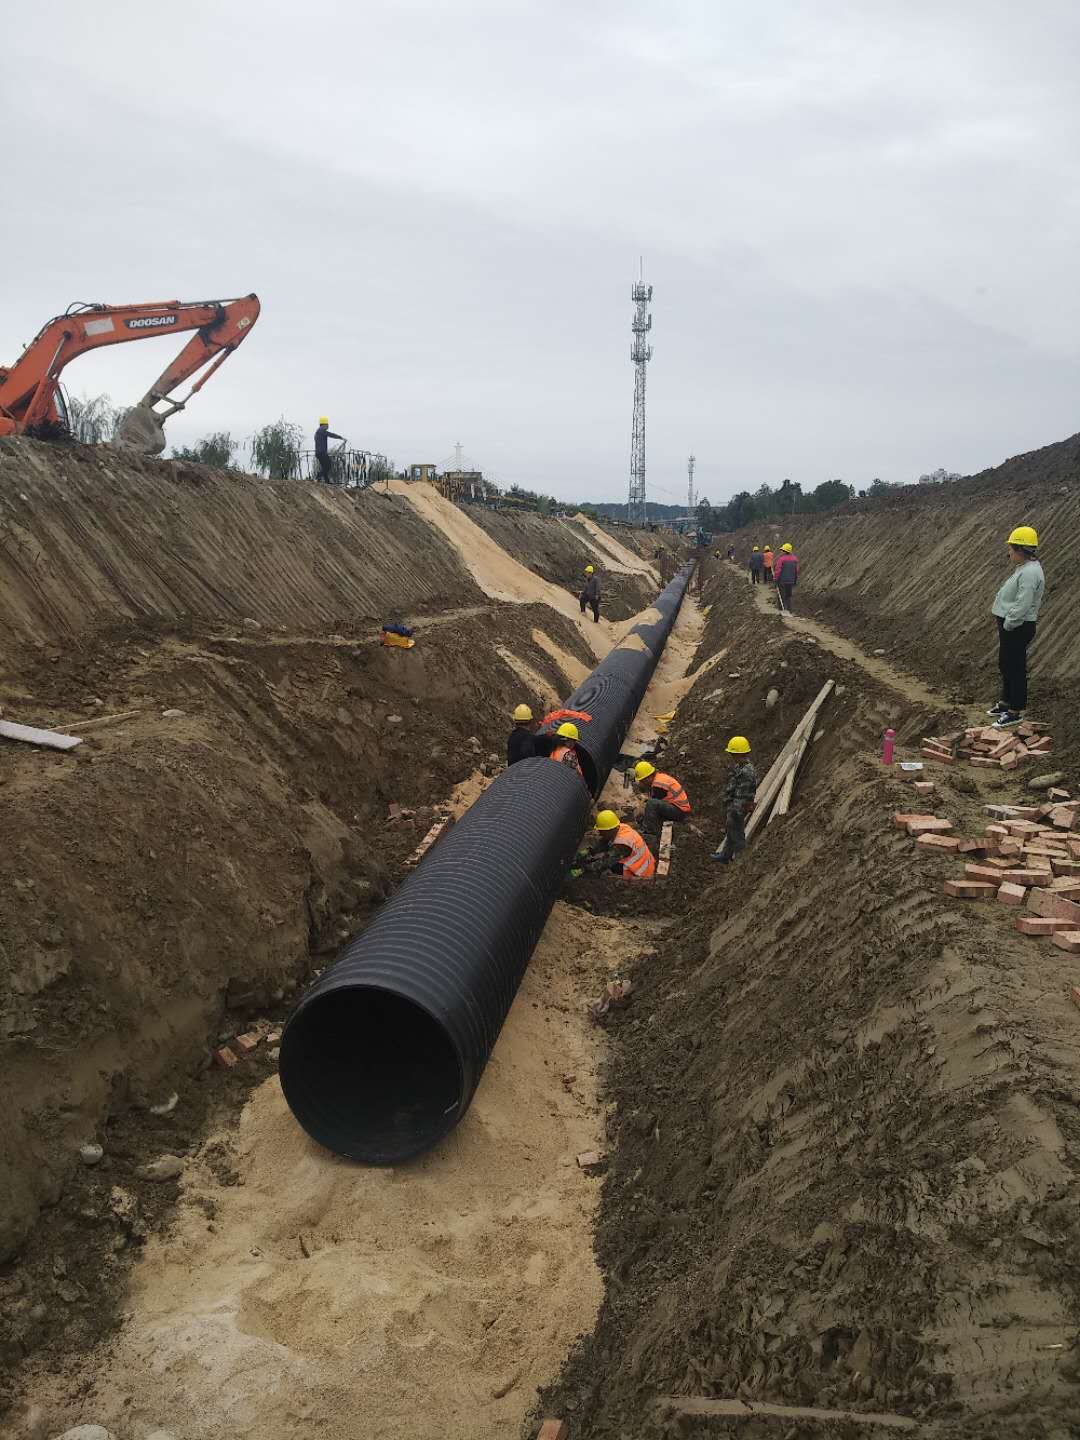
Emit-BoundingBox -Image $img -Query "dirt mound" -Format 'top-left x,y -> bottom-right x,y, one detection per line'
541,564 -> 1080,1436
462,506 -> 659,622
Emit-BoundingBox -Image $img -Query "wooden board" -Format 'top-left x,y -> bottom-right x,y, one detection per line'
656,821 -> 674,877
0,719 -> 82,752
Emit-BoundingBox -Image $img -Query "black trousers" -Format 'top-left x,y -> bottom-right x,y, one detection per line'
778,583 -> 794,611
750,569 -> 761,584
580,595 -> 599,623
997,616 -> 1036,711
643,797 -> 684,842
317,451 -> 332,483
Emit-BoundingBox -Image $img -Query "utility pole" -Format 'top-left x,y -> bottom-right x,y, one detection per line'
627,262 -> 653,526
687,454 -> 696,514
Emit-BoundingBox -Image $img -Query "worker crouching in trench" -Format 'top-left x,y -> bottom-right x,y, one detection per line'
632,759 -> 690,848
574,810 -> 656,880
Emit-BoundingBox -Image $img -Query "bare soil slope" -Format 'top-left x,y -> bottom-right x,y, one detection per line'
543,561 -> 1080,1436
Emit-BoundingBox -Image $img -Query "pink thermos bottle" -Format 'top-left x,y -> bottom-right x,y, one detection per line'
882,728 -> 896,765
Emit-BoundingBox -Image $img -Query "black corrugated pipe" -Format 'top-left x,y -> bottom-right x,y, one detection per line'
280,560 -> 695,1163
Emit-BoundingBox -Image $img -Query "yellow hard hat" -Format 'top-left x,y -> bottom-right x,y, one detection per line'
594,809 -> 620,831
556,722 -> 580,741
513,704 -> 533,722
781,542 -> 793,553
319,416 -> 329,425
726,735 -> 751,754
634,760 -> 656,782
763,545 -> 772,552
1007,525 -> 1039,549
752,546 -> 760,552
585,564 -> 595,574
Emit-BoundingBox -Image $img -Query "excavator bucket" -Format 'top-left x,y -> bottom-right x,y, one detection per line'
113,401 -> 168,456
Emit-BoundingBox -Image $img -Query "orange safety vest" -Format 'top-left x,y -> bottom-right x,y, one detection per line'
550,743 -> 585,780
762,550 -> 773,570
614,823 -> 656,880
652,771 -> 690,814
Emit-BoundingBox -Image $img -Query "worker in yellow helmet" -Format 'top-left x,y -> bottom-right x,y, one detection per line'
748,545 -> 764,586
314,415 -> 345,485
712,736 -> 757,864
989,526 -> 1045,727
549,721 -> 587,784
633,759 -> 691,846
577,809 -> 656,880
580,564 -> 601,623
774,542 -> 800,612
507,703 -> 540,767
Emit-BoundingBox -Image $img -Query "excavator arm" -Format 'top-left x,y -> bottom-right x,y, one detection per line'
0,294 -> 260,454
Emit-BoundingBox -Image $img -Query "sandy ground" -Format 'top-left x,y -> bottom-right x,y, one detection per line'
389,482 -> 616,658
566,515 -> 662,585
31,904 -> 654,1440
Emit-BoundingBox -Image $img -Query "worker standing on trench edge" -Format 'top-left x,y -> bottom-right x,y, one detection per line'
549,721 -> 587,784
633,760 -> 691,845
774,542 -> 800,612
314,416 -> 345,484
580,565 -> 601,623
711,736 -> 757,864
748,546 -> 763,585
574,809 -> 657,879
989,525 -> 1045,728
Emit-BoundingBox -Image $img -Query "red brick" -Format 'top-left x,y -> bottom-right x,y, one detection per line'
1052,859 -> 1080,878
907,817 -> 954,836
915,832 -> 961,851
965,863 -> 1006,882
997,883 -> 1028,906
894,812 -> 935,828
1051,931 -> 1080,954
1016,916 -> 1078,935
943,880 -> 997,898
984,824 -> 1010,839
970,757 -> 1001,768
921,749 -> 955,764
1049,806 -> 1078,829
235,1031 -> 261,1054
956,839 -> 987,854
913,781 -> 936,793
1028,889 -> 1080,924
1000,755 -> 1020,770
983,857 -> 1014,869
1048,788 -> 1071,802
999,869 -> 1053,887
1006,820 -> 1043,835
537,1424 -> 569,1440
1047,879 -> 1080,897
214,1046 -> 239,1069
1068,838 -> 1080,859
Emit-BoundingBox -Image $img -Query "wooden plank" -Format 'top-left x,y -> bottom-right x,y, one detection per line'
656,821 -> 673,877
0,719 -> 82,752
65,709 -> 142,732
406,814 -> 453,867
656,1396 -> 916,1430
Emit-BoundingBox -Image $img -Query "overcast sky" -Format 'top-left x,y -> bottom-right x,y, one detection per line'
3,1 -> 1079,506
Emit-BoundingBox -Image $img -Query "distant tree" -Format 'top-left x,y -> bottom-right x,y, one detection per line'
867,477 -> 893,498
66,392 -> 122,444
777,477 -> 803,514
810,478 -> 854,511
250,418 -> 304,480
695,497 -> 713,526
172,431 -> 239,471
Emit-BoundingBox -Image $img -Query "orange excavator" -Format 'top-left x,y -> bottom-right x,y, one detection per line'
0,294 -> 261,454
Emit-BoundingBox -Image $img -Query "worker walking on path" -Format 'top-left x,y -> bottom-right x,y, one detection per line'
748,546 -> 764,585
989,525 -> 1045,728
549,721 -> 587,784
507,704 -> 542,766
579,810 -> 656,880
579,565 -> 601,623
762,546 -> 774,585
711,736 -> 758,864
314,416 -> 345,485
774,542 -> 800,612
633,760 -> 691,845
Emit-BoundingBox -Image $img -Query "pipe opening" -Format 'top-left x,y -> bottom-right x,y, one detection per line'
281,987 -> 464,1164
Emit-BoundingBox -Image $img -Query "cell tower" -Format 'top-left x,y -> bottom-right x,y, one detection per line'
687,454 -> 696,513
627,265 -> 653,526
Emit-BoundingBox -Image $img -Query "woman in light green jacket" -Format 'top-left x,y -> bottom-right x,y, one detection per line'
989,525 -> 1044,727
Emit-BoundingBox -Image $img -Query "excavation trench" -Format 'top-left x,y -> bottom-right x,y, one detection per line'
11,582 -> 704,1440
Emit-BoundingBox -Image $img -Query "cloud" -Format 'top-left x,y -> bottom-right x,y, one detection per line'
2,0 -> 1079,504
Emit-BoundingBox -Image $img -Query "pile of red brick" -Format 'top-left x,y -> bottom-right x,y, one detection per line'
922,720 -> 1052,769
896,800 -> 1080,965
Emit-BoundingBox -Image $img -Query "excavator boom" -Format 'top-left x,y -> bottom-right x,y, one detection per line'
0,294 -> 260,453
